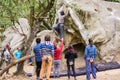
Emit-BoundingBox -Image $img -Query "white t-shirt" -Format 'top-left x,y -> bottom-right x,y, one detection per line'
4,49 -> 11,62
57,11 -> 65,24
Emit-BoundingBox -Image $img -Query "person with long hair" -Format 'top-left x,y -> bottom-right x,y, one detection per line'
65,45 -> 77,80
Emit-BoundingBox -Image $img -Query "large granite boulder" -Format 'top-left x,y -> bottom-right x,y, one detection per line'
2,18 -> 30,52
55,0 -> 120,63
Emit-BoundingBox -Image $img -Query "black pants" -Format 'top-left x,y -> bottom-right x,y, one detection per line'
36,61 -> 42,77
53,23 -> 64,39
67,64 -> 76,79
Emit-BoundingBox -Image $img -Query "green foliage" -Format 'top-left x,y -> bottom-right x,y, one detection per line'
0,0 -> 56,29
105,0 -> 120,2
0,0 -> 30,28
112,0 -> 120,2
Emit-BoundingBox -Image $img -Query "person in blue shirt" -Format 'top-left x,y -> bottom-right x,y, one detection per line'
13,47 -> 22,72
84,39 -> 97,80
13,47 -> 22,60
33,38 -> 42,80
39,35 -> 54,80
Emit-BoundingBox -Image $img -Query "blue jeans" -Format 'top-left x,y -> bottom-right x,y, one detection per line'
85,59 -> 96,80
53,23 -> 64,39
67,64 -> 76,79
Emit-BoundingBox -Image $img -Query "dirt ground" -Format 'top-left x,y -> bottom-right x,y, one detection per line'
1,64 -> 120,80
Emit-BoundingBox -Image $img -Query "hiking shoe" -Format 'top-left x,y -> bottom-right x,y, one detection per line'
74,78 -> 77,80
36,77 -> 40,80
0,68 -> 2,70
57,75 -> 60,78
68,78 -> 70,80
93,76 -> 96,79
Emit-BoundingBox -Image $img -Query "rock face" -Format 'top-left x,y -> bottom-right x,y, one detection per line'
55,0 -> 120,63
2,18 -> 30,51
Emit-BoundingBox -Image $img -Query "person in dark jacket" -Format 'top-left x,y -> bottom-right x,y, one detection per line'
65,45 -> 77,80
33,38 -> 42,80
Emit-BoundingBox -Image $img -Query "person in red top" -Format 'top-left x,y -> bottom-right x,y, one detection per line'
4,42 -> 10,50
53,38 -> 64,78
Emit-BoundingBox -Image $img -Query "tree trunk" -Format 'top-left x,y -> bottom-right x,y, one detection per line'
30,6 -> 34,27
14,61 -> 24,75
13,5 -> 36,76
13,25 -> 38,75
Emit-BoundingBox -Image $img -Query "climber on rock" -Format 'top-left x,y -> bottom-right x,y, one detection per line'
53,10 -> 68,39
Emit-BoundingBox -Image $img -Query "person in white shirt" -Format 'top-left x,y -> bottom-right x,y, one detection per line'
4,49 -> 11,74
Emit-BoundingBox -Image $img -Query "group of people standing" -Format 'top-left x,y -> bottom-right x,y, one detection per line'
33,10 -> 97,80
33,35 -> 78,80
0,42 -> 22,74
33,35 -> 54,80
33,36 -> 97,80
